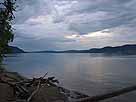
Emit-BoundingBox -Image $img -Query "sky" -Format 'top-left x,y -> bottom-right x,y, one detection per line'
10,0 -> 136,51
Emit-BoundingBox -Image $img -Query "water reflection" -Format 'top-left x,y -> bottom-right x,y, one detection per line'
3,53 -> 136,100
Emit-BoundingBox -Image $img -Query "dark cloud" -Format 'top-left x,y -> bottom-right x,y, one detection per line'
11,0 -> 136,50
68,0 -> 136,34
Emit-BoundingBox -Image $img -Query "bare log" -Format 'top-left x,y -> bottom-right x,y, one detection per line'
26,80 -> 41,102
0,78 -> 15,86
26,72 -> 48,102
42,72 -> 48,79
75,85 -> 136,102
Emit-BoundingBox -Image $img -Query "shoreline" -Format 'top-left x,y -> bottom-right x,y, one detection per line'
1,66 -> 136,102
0,66 -> 88,102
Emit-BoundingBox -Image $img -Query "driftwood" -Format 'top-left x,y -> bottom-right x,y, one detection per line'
0,72 -> 60,102
26,79 -> 41,102
27,72 -> 48,102
2,71 -> 136,102
74,85 -> 136,102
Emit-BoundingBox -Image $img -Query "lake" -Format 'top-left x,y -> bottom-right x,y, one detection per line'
3,53 -> 136,102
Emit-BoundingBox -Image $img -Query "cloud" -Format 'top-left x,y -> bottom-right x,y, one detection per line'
10,0 -> 136,50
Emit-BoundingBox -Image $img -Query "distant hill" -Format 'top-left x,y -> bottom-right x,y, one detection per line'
8,46 -> 25,53
32,44 -> 136,55
89,44 -> 136,55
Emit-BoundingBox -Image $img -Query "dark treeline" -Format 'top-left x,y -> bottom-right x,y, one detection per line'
0,0 -> 16,63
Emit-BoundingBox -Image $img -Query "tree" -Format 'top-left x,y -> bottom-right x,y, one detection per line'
0,0 -> 16,63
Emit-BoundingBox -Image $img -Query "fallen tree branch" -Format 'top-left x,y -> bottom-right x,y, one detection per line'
26,79 -> 41,102
75,85 -> 136,102
26,72 -> 48,102
0,78 -> 14,86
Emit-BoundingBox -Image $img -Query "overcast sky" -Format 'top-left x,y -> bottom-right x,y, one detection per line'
10,0 -> 136,51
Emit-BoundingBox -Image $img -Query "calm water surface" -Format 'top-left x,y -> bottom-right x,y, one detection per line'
3,53 -> 136,102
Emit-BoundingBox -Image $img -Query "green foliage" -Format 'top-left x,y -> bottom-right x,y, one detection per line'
0,0 -> 16,63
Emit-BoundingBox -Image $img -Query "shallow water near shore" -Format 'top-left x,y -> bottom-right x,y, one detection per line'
3,53 -> 136,102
